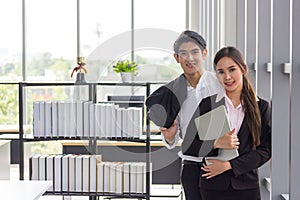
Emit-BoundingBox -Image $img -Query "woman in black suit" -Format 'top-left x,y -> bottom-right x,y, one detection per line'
184,46 -> 271,200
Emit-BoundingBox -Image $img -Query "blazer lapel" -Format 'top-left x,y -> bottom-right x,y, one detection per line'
237,119 -> 247,136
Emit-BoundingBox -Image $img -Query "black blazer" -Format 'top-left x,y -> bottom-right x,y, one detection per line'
145,74 -> 187,128
183,94 -> 271,190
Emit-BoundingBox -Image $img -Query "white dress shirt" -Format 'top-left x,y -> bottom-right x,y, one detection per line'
224,94 -> 244,135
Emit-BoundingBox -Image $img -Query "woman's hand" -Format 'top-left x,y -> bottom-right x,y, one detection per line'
201,160 -> 232,179
214,128 -> 239,149
160,120 -> 178,144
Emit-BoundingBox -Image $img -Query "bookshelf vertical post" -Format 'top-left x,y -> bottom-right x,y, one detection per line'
18,82 -> 24,180
146,82 -> 151,200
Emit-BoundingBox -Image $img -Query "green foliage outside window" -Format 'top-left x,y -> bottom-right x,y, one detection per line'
0,84 -> 18,125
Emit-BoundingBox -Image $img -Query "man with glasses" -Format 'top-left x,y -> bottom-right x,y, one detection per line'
146,30 -> 223,199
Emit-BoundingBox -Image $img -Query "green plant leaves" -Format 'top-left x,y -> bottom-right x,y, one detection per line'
112,60 -> 138,74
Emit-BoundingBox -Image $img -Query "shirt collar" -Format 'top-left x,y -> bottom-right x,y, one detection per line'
196,70 -> 208,90
215,91 -> 259,103
186,70 -> 208,90
225,94 -> 242,109
215,91 -> 225,103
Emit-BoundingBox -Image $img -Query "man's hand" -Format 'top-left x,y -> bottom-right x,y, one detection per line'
160,120 -> 178,145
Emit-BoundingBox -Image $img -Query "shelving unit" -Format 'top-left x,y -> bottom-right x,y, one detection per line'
18,81 -> 154,200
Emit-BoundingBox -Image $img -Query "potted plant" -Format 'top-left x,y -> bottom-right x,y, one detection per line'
112,60 -> 138,82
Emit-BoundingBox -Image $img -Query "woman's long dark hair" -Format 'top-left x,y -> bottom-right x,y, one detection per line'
214,46 -> 261,147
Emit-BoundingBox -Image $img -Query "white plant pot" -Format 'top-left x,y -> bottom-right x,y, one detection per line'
120,72 -> 133,82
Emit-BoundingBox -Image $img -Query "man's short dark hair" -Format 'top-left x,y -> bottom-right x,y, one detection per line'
173,30 -> 207,54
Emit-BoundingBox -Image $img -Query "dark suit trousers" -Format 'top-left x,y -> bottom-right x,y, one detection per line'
181,160 -> 202,200
200,183 -> 261,200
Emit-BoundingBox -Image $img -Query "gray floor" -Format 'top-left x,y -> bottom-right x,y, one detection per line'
10,164 -> 184,200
